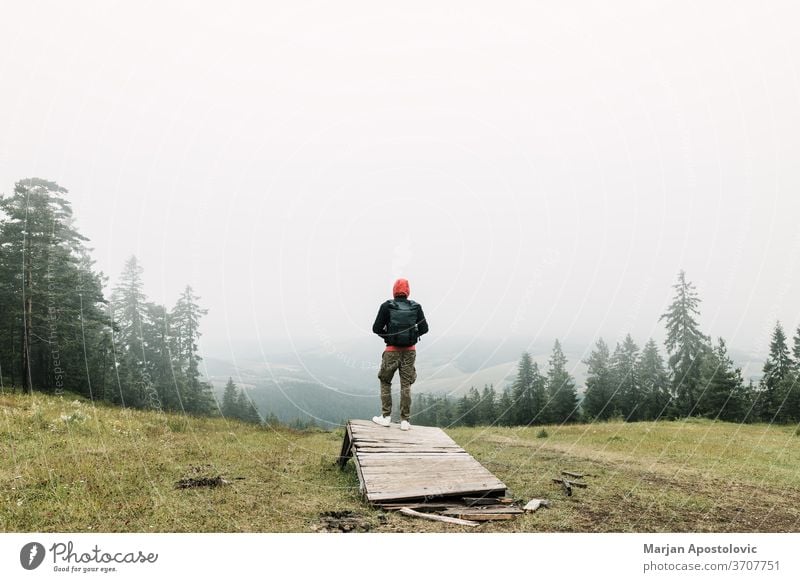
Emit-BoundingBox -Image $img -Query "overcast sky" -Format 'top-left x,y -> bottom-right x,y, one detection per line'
1,1 -> 799,360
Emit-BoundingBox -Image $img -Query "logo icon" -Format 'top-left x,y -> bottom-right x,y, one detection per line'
20,542 -> 46,570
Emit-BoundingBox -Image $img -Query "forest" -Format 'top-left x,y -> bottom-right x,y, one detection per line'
0,178 -> 257,424
2,178 -> 799,428
415,277 -> 800,427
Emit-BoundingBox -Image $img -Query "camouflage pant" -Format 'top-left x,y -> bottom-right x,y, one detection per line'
377,350 -> 417,421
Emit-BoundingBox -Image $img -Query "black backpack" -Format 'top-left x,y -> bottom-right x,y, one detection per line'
386,300 -> 420,347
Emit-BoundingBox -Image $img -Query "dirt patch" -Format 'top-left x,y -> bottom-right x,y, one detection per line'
175,476 -> 229,489
313,510 -> 383,533
175,464 -> 233,489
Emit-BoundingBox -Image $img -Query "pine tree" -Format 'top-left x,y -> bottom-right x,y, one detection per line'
222,377 -> 239,418
779,326 -> 800,422
111,256 -> 151,408
793,326 -> 800,369
759,321 -> 792,421
435,395 -> 454,426
0,178 -> 111,396
637,339 -> 672,420
171,286 -> 213,414
496,388 -> 514,426
582,338 -> 615,420
477,384 -> 497,425
611,334 -> 642,420
659,270 -> 710,416
511,352 -> 533,424
236,389 -> 261,424
543,339 -> 579,423
697,338 -> 747,421
776,372 -> 800,423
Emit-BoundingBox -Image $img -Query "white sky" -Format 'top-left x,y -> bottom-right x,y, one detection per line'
1,1 -> 799,359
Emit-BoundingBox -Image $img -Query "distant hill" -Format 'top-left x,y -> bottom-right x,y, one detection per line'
202,337 -> 767,423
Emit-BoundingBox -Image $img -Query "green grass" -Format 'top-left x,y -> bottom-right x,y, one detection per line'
2,391 -> 799,532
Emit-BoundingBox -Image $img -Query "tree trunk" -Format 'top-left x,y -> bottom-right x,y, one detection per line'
22,295 -> 33,394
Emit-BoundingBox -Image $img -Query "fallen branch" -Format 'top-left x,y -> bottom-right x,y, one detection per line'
561,471 -> 589,479
552,477 -> 588,496
552,478 -> 587,489
397,507 -> 479,527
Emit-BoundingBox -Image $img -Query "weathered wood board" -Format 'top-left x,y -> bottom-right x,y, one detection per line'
339,419 -> 507,505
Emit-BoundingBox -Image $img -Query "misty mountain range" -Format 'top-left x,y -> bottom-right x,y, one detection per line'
203,336 -> 767,426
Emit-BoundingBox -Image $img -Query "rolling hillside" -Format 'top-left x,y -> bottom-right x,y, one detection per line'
3,390 -> 799,533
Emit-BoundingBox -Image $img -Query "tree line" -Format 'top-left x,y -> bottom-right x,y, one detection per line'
0,178 -> 262,421
416,271 -> 800,427
4,178 -> 798,429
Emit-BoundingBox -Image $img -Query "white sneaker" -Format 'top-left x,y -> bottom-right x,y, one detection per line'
372,415 -> 391,427
400,420 -> 411,431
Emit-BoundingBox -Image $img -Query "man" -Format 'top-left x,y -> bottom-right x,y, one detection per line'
371,278 -> 429,430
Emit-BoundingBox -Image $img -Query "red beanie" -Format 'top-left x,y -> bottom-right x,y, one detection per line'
392,278 -> 410,297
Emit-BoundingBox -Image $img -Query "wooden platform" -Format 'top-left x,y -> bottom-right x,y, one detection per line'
338,419 -> 507,505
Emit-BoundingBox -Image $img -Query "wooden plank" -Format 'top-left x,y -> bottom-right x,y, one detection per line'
352,449 -> 366,496
368,486 -> 507,502
337,422 -> 353,468
361,471 -> 500,480
358,461 -> 492,469
356,453 -> 473,460
441,506 -> 522,515
361,474 -> 502,486
360,471 -> 499,481
363,477 -> 505,488
363,474 -> 503,485
342,418 -> 508,505
446,513 -> 515,522
366,483 -> 503,501
397,508 -> 479,527
463,496 -> 511,506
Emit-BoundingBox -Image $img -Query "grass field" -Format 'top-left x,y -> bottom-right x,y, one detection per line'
2,391 -> 799,533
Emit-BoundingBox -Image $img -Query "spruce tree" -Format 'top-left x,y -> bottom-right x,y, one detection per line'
111,256 -> 151,408
793,326 -> 800,368
637,339 -> 672,420
759,321 -> 792,421
510,352 -> 545,425
543,339 -> 579,423
496,388 -> 514,426
0,178 -> 111,396
697,338 -> 746,421
222,377 -> 239,418
457,387 -> 481,426
775,373 -> 800,423
582,338 -> 615,420
236,389 -> 261,424
477,384 -> 497,425
611,334 -> 641,420
659,270 -> 709,416
171,286 -> 213,414
781,326 -> 800,422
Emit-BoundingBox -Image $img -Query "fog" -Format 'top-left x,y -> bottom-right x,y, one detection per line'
2,1 -> 800,365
